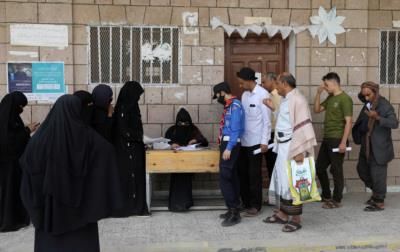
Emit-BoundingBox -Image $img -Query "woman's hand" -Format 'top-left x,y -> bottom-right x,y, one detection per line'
188,139 -> 197,145
171,143 -> 180,149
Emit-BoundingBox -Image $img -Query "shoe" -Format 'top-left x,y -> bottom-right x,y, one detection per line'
219,210 -> 231,219
221,208 -> 241,227
243,207 -> 259,217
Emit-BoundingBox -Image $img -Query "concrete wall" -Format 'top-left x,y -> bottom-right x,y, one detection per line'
1,0 -> 399,191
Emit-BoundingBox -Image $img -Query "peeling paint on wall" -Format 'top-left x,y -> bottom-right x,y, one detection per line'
182,12 -> 199,35
141,42 -> 172,62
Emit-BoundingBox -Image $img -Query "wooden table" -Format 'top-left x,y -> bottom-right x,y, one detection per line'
145,148 -> 220,211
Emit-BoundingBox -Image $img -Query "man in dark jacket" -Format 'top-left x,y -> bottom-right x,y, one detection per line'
353,81 -> 399,211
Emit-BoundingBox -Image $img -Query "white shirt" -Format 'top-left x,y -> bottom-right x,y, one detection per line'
241,84 -> 272,147
275,89 -> 293,139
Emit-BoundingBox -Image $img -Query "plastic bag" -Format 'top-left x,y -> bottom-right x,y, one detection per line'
287,157 -> 321,205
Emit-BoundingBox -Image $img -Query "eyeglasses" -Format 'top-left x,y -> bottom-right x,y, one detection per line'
177,121 -> 190,126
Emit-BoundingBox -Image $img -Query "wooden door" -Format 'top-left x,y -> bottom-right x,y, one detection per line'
225,33 -> 288,97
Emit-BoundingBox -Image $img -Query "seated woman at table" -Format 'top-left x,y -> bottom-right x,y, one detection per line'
165,108 -> 208,212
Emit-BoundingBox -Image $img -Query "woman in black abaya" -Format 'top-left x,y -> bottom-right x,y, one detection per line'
91,84 -> 114,142
19,95 -> 123,252
165,108 -> 208,212
73,90 -> 94,125
112,81 -> 149,217
0,91 -> 38,232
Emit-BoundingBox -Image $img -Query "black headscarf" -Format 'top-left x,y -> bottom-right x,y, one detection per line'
0,92 -> 28,156
74,90 -> 94,125
20,95 -> 90,208
169,108 -> 194,146
19,95 -> 123,235
92,84 -> 113,110
114,81 -> 144,142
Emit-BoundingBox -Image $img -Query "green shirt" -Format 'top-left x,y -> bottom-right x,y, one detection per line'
321,92 -> 353,139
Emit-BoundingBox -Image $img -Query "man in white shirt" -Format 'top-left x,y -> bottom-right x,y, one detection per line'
237,67 -> 272,217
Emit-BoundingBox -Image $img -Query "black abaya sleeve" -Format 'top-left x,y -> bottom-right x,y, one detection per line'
165,126 -> 177,145
192,126 -> 208,147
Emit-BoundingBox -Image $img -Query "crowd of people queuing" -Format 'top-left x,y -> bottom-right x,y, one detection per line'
0,67 -> 398,251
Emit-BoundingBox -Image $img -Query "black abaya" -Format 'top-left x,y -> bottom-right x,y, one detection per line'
0,92 -> 30,232
165,108 -> 208,212
91,84 -> 114,142
19,95 -> 123,251
112,81 -> 149,217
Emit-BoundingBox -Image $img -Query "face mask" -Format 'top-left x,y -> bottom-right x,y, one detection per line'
358,92 -> 367,104
217,95 -> 226,106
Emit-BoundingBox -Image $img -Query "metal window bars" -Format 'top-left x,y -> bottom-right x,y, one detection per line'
89,26 -> 181,85
380,30 -> 400,85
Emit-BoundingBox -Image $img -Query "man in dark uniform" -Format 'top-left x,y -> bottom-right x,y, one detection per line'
213,82 -> 244,227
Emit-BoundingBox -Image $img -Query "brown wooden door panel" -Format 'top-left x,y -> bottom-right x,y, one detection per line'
225,33 -> 288,97
248,61 -> 262,73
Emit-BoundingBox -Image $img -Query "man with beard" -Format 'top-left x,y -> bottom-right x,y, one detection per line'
264,73 -> 317,232
353,81 -> 398,211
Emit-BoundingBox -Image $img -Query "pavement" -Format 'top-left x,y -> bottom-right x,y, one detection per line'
1,193 -> 400,252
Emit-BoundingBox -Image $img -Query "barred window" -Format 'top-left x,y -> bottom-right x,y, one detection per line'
380,30 -> 400,85
89,26 -> 181,85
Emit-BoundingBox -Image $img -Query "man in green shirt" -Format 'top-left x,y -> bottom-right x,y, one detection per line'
314,72 -> 353,209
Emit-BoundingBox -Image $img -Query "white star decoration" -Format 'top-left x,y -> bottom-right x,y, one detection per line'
309,6 -> 346,45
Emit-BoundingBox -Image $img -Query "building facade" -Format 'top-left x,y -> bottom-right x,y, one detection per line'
1,0 -> 400,192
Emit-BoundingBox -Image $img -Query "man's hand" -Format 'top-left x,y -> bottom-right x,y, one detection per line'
364,110 -> 380,120
222,149 -> 231,160
263,98 -> 275,111
27,122 -> 40,133
317,83 -> 326,94
260,144 -> 268,153
294,153 -> 304,164
107,104 -> 114,117
188,139 -> 197,145
338,142 -> 347,153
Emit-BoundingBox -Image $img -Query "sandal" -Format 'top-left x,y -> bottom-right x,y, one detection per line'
263,214 -> 288,224
282,221 -> 302,232
364,204 -> 384,212
322,200 -> 341,209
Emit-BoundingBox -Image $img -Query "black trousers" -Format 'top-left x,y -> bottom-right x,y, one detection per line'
357,144 -> 388,203
219,140 -> 241,209
316,138 -> 345,203
238,145 -> 263,211
263,132 -> 277,180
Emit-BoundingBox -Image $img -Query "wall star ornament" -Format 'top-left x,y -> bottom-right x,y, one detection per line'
309,6 -> 346,45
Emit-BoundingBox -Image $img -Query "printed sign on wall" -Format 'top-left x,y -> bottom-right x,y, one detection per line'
7,62 -> 65,102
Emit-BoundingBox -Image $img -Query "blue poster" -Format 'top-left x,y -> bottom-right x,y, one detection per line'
32,62 -> 65,94
7,62 -> 65,102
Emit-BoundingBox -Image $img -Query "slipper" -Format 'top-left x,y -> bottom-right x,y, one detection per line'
322,200 -> 341,209
364,204 -> 384,212
282,221 -> 302,232
263,214 -> 287,224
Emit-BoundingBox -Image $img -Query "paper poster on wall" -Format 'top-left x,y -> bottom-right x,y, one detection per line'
7,62 -> 65,102
10,24 -> 68,48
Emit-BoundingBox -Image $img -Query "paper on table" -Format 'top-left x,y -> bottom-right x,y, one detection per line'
143,135 -> 170,145
175,143 -> 202,151
332,147 -> 352,153
153,142 -> 171,150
